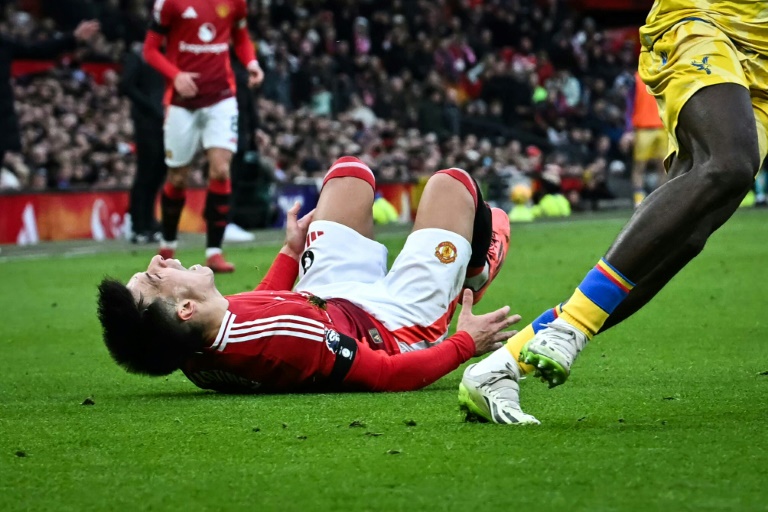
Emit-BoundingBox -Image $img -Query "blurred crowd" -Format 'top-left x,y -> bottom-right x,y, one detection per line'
0,0 -> 641,210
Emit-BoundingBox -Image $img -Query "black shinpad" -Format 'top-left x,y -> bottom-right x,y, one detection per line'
469,179 -> 492,268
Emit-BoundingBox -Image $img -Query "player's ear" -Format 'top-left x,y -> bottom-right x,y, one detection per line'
177,299 -> 196,322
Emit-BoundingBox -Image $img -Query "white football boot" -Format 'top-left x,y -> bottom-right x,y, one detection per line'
458,363 -> 540,425
520,317 -> 588,387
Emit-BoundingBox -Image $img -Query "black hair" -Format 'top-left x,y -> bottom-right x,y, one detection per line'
96,277 -> 203,376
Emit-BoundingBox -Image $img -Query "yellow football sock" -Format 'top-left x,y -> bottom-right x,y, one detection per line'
505,325 -> 536,375
560,258 -> 635,338
505,303 -> 565,375
505,259 -> 635,374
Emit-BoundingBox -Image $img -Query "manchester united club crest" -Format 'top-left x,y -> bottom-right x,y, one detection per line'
435,241 -> 457,264
216,3 -> 230,18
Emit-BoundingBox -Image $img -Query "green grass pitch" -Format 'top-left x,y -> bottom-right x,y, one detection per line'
2,210 -> 768,511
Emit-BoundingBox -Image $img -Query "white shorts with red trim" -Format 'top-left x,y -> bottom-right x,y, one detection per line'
294,220 -> 471,353
164,96 -> 238,167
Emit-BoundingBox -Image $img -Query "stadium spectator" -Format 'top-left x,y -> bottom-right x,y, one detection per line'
142,0 -> 264,273
0,16 -> 99,181
4,0 -> 644,214
97,157 -> 519,394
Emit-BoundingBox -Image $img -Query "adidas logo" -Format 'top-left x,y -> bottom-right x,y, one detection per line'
181,6 -> 197,18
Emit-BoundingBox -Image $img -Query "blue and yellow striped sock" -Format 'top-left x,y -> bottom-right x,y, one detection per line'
504,259 -> 633,375
504,304 -> 565,374
560,258 -> 635,338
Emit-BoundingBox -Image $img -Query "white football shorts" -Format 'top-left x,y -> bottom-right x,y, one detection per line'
164,96 -> 238,167
294,220 -> 471,353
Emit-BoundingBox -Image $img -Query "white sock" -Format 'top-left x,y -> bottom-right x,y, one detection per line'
160,239 -> 177,249
463,262 -> 489,291
470,345 -> 520,377
205,247 -> 223,258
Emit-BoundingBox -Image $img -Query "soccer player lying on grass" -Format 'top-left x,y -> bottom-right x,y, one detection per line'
97,157 -> 520,394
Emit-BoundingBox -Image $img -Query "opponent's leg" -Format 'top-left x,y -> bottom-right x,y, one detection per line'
600,155 -> 729,331
464,83 -> 761,424
522,83 -> 760,385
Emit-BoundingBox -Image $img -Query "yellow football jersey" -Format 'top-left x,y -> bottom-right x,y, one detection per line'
640,1 -> 768,55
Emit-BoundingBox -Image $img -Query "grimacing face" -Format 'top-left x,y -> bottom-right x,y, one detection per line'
126,255 -> 217,304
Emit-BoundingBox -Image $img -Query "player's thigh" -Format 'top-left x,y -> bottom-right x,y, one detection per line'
412,170 -> 474,242
373,228 -> 472,348
314,176 -> 375,240
639,21 -> 758,167
164,106 -> 202,167
201,97 -> 238,155
294,220 -> 388,293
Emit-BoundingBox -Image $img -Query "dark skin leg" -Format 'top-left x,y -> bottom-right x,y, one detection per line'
594,84 -> 760,332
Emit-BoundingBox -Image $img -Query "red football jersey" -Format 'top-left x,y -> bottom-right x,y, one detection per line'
148,0 -> 249,109
180,253 -> 478,394
181,291 -> 347,393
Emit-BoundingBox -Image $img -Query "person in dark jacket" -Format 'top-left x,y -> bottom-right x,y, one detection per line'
119,41 -> 166,243
0,19 -> 100,171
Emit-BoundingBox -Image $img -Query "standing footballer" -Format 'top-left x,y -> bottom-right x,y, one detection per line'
143,0 -> 264,272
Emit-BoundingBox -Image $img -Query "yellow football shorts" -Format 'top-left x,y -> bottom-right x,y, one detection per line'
639,20 -> 768,168
633,127 -> 667,162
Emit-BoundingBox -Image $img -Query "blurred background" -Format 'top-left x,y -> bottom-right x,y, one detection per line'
7,0 -> 736,244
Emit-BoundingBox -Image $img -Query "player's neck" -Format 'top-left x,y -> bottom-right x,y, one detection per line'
200,296 -> 230,344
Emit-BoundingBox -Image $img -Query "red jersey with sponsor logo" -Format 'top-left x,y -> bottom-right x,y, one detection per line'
179,253 -> 477,393
149,0 -> 247,109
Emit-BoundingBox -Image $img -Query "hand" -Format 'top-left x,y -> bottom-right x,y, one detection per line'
173,72 -> 200,98
247,61 -> 264,87
74,20 -> 100,42
455,289 -> 522,356
281,201 -> 315,260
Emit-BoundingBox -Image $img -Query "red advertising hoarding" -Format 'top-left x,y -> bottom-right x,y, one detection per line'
0,189 -> 207,245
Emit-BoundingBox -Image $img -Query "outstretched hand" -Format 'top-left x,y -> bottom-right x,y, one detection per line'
282,201 -> 315,260
455,289 -> 521,356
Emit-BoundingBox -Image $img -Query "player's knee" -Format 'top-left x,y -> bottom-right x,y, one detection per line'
432,168 -> 478,208
209,162 -> 230,181
699,148 -> 758,198
166,169 -> 187,188
322,156 -> 375,190
425,171 -> 476,210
